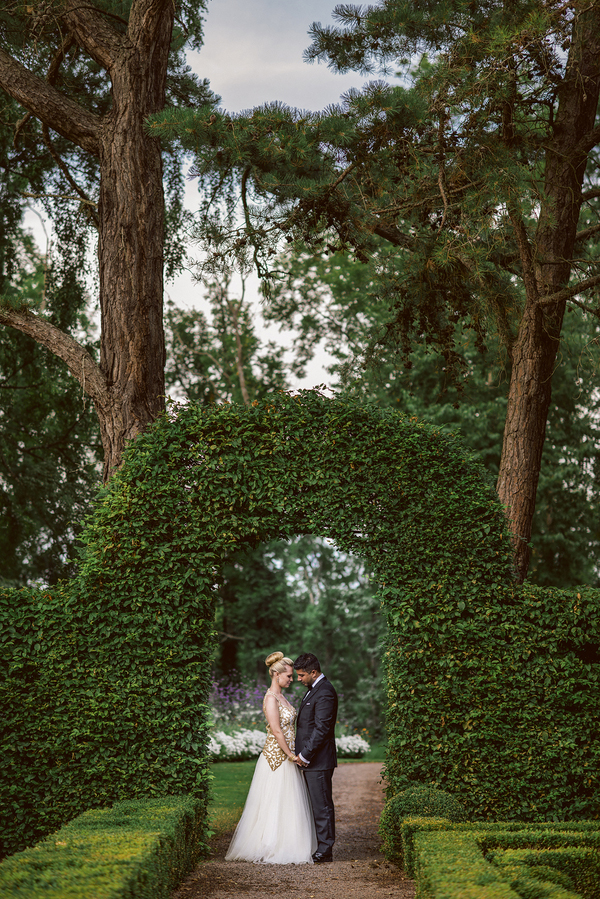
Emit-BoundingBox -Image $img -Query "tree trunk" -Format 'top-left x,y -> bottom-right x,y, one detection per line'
95,10 -> 171,480
496,4 -> 600,581
0,0 -> 173,482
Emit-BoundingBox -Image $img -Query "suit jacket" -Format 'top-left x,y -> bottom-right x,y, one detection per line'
295,676 -> 338,770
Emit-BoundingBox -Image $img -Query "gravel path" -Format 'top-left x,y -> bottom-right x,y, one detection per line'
172,762 -> 415,899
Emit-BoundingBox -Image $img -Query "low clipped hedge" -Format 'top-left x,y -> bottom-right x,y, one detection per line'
380,786 -> 467,862
0,796 -> 205,899
396,818 -> 600,898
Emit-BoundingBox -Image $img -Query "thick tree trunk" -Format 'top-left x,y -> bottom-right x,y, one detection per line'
0,0 -> 173,482
95,10 -> 171,480
497,4 -> 600,581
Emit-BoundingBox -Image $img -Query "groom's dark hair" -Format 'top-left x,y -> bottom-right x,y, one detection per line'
294,652 -> 321,673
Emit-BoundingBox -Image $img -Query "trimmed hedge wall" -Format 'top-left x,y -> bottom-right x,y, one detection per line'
0,796 -> 205,898
2,391 -> 599,856
384,581 -> 600,820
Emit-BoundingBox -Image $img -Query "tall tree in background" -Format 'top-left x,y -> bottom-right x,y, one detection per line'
165,277 -> 289,406
154,0 -> 600,581
0,231 -> 102,585
0,0 -> 214,480
266,247 -> 600,586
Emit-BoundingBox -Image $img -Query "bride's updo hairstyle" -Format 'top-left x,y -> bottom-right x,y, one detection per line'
265,651 -> 293,677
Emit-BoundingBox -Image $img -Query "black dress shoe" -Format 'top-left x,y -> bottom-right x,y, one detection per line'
312,851 -> 333,863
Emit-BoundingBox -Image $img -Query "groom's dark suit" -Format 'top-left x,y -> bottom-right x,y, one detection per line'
295,675 -> 338,857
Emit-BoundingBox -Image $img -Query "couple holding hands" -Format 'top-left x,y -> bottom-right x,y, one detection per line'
225,651 -> 338,865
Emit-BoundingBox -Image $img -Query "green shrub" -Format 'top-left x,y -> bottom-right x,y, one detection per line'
380,787 -> 467,864
411,824 -> 600,899
0,795 -> 206,899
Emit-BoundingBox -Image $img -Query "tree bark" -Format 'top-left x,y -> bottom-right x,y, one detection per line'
496,3 -> 600,581
0,0 -> 173,481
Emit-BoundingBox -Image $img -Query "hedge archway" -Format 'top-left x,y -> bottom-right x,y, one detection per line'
2,390 -> 599,856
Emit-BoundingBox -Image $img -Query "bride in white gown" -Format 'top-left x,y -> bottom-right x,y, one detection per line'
225,652 -> 317,864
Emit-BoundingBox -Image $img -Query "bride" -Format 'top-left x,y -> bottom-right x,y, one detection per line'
224,652 -> 317,864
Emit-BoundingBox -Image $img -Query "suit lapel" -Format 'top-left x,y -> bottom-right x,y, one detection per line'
301,676 -> 326,708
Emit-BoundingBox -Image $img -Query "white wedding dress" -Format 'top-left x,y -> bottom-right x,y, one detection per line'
225,692 -> 317,864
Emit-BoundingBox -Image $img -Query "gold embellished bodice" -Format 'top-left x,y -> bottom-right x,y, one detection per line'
262,692 -> 296,771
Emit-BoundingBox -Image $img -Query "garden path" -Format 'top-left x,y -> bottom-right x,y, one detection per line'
171,761 -> 415,899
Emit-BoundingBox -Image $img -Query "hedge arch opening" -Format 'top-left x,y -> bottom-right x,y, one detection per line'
3,390 -> 600,856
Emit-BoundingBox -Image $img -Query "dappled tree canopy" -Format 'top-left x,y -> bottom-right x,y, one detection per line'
264,247 -> 600,586
0,231 -> 102,585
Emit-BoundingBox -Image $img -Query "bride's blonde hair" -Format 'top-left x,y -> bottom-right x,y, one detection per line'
265,651 -> 294,677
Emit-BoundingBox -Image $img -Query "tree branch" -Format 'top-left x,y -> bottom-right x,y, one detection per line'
41,124 -> 99,228
0,48 -> 100,156
370,218 -> 415,250
574,221 -> 600,244
508,207 -> 538,302
575,122 -> 600,156
63,0 -> 127,70
537,272 -> 600,306
0,307 -> 109,409
581,187 -> 600,202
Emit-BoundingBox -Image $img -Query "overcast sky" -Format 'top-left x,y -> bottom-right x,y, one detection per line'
191,0 -> 360,113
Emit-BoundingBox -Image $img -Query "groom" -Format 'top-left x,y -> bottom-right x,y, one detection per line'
294,652 -> 338,863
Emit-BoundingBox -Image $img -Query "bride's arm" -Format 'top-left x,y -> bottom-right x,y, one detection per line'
264,695 -> 296,760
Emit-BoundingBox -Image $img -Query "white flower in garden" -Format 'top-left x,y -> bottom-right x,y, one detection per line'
336,734 -> 370,757
207,735 -> 222,756
208,728 -> 266,760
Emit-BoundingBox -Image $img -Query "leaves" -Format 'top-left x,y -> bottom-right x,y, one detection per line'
2,390 -> 598,858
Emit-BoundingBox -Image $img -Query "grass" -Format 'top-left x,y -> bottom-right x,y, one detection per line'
351,741 -> 386,763
208,744 -> 387,833
208,761 -> 256,835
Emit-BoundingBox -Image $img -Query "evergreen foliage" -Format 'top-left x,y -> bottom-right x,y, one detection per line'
3,390 -> 598,858
151,0 -> 600,579
150,0 -> 600,370
263,247 -> 600,586
0,2 -> 214,296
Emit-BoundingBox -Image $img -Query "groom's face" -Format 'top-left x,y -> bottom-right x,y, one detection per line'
296,668 -> 319,687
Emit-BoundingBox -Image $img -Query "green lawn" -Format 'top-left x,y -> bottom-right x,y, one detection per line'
208,761 -> 256,834
208,746 -> 386,833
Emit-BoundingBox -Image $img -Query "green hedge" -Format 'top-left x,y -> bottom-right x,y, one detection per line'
0,796 -> 205,898
384,581 -> 600,820
380,787 -> 467,862
407,821 -> 600,899
394,819 -> 600,880
2,391 -> 599,855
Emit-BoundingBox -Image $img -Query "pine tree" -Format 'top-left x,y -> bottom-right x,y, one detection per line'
152,0 -> 600,581
265,245 -> 600,587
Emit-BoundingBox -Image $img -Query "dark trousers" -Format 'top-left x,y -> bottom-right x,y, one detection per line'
304,768 -> 335,855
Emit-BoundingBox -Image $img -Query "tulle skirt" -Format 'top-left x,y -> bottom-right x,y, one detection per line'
225,753 -> 317,864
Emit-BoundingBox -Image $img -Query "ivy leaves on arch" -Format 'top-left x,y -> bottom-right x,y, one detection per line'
74,389 -> 511,798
